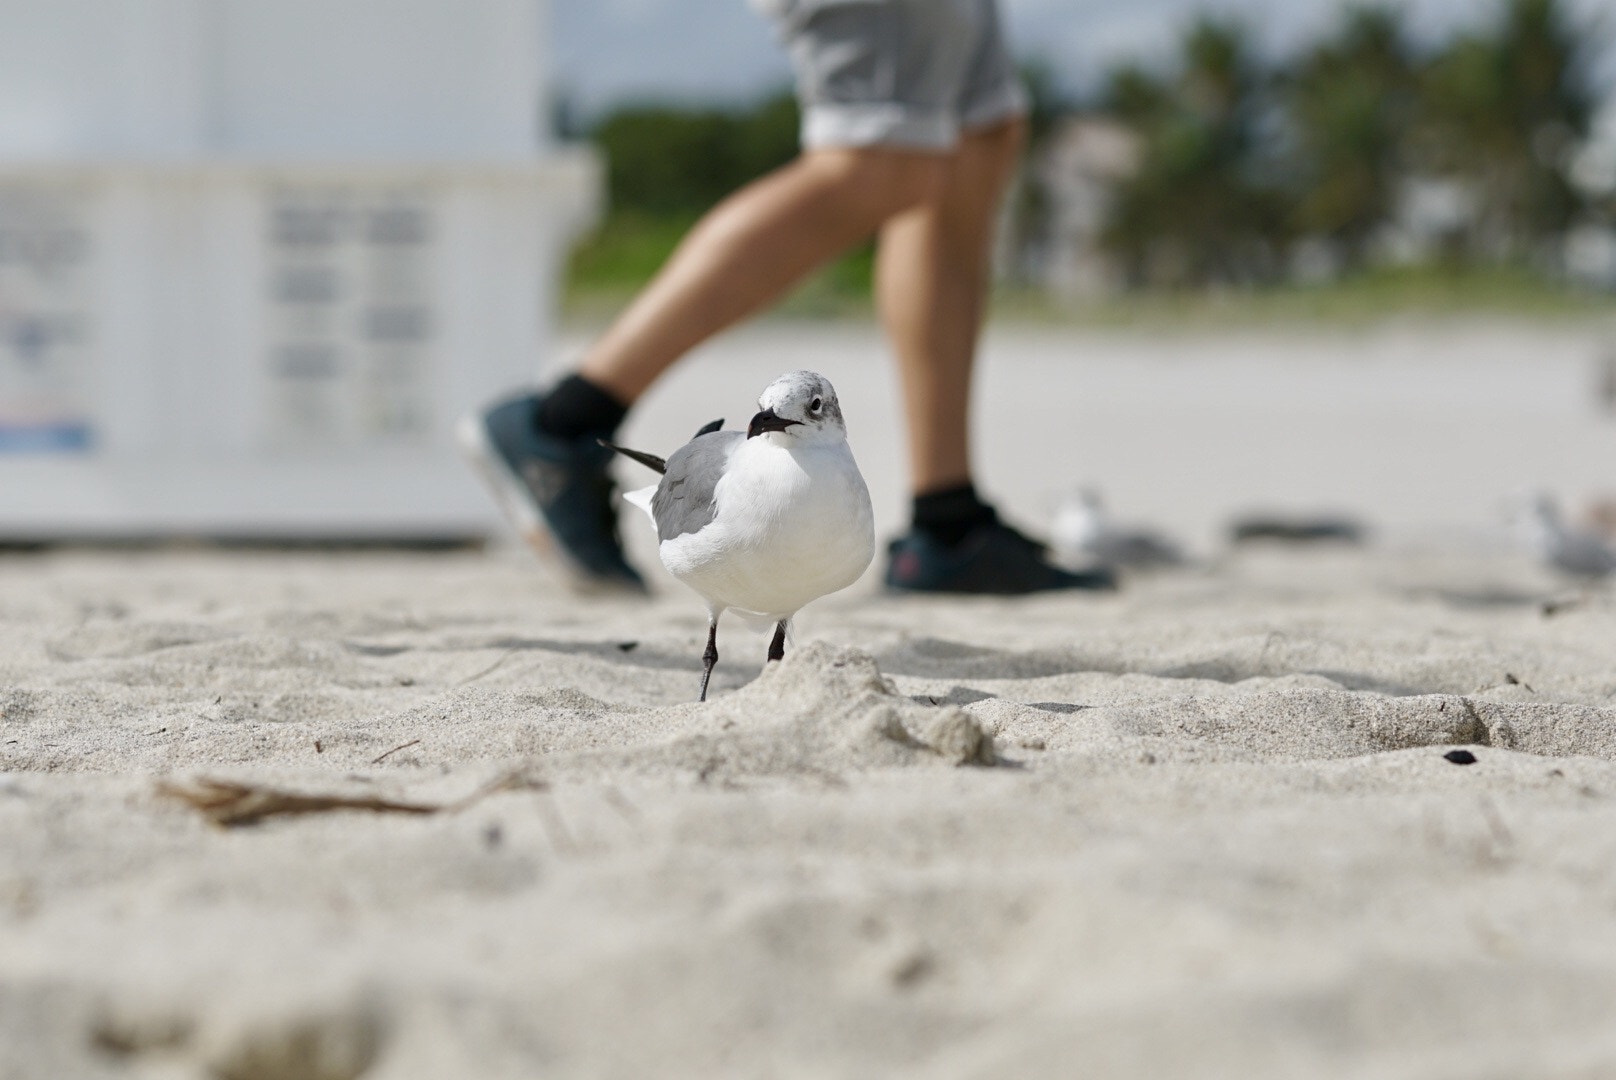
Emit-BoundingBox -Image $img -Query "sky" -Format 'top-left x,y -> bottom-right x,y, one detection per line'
550,0 -> 1616,119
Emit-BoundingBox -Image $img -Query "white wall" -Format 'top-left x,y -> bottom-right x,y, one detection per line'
0,0 -> 548,160
0,0 -> 594,538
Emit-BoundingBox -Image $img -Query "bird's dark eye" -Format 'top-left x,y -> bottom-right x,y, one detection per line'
809,397 -> 822,413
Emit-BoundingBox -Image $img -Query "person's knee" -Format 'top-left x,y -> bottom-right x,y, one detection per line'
811,147 -> 949,217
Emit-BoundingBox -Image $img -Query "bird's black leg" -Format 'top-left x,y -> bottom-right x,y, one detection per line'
767,621 -> 787,663
698,620 -> 719,702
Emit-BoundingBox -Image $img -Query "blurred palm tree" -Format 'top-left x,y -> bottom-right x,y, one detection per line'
1416,0 -> 1595,258
1285,6 -> 1417,270
1102,19 -> 1291,287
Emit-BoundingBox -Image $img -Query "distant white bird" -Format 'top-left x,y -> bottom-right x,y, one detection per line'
1051,488 -> 1182,571
1517,492 -> 1616,580
604,371 -> 874,701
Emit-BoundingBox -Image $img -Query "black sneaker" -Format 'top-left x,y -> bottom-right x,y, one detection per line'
457,393 -> 646,592
885,518 -> 1118,594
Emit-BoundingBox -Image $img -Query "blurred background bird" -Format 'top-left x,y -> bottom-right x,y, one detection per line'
1515,491 -> 1616,582
1051,488 -> 1184,572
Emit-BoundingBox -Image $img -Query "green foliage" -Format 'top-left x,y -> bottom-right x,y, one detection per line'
1092,0 -> 1602,288
592,92 -> 800,217
1101,19 -> 1291,287
565,210 -> 700,297
1286,6 -> 1417,265
565,90 -> 878,315
1415,0 -> 1594,252
993,262 -> 1616,326
565,212 -> 875,318
1018,59 -> 1069,149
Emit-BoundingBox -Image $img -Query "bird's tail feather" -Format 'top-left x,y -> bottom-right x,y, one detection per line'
598,440 -> 666,475
624,485 -> 657,521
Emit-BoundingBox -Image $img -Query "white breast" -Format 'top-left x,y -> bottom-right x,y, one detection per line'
658,437 -> 873,618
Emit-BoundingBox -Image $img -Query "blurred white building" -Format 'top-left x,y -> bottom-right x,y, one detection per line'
1565,101 -> 1616,290
1371,176 -> 1478,267
1024,116 -> 1140,300
0,0 -> 596,538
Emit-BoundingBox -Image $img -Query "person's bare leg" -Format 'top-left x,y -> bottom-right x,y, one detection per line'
579,148 -> 945,404
874,117 -> 1026,495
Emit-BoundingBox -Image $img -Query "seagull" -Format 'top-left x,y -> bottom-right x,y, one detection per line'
1517,492 -> 1616,580
1051,488 -> 1182,570
602,371 -> 874,701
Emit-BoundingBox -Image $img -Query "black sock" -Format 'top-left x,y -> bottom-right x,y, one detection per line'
534,375 -> 629,442
912,483 -> 996,548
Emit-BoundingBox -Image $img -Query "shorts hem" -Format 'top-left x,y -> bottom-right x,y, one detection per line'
801,104 -> 957,151
960,82 -> 1030,132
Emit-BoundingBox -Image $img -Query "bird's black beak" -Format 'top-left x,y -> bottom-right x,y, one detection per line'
747,408 -> 801,439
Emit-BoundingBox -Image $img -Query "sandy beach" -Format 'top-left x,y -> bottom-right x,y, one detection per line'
5,321 -> 1616,1079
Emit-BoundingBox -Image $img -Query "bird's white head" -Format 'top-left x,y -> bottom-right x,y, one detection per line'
1505,489 -> 1564,556
747,370 -> 847,446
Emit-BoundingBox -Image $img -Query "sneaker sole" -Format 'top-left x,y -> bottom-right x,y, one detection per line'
455,413 -> 641,594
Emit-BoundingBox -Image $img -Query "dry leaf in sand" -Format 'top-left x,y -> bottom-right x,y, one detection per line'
157,774 -> 542,828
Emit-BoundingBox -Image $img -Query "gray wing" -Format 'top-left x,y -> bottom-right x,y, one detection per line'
1095,529 -> 1183,568
1553,531 -> 1616,577
652,430 -> 742,542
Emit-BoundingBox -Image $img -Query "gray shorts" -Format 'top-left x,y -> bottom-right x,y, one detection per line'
752,0 -> 1028,151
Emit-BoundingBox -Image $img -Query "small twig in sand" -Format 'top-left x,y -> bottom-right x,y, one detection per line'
371,739 -> 421,765
143,727 -> 167,737
157,771 -> 544,828
456,648 -> 517,686
159,778 -> 438,826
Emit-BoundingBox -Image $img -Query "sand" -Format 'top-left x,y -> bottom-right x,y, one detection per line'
5,320 -> 1616,1079
5,542 -> 1616,1080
